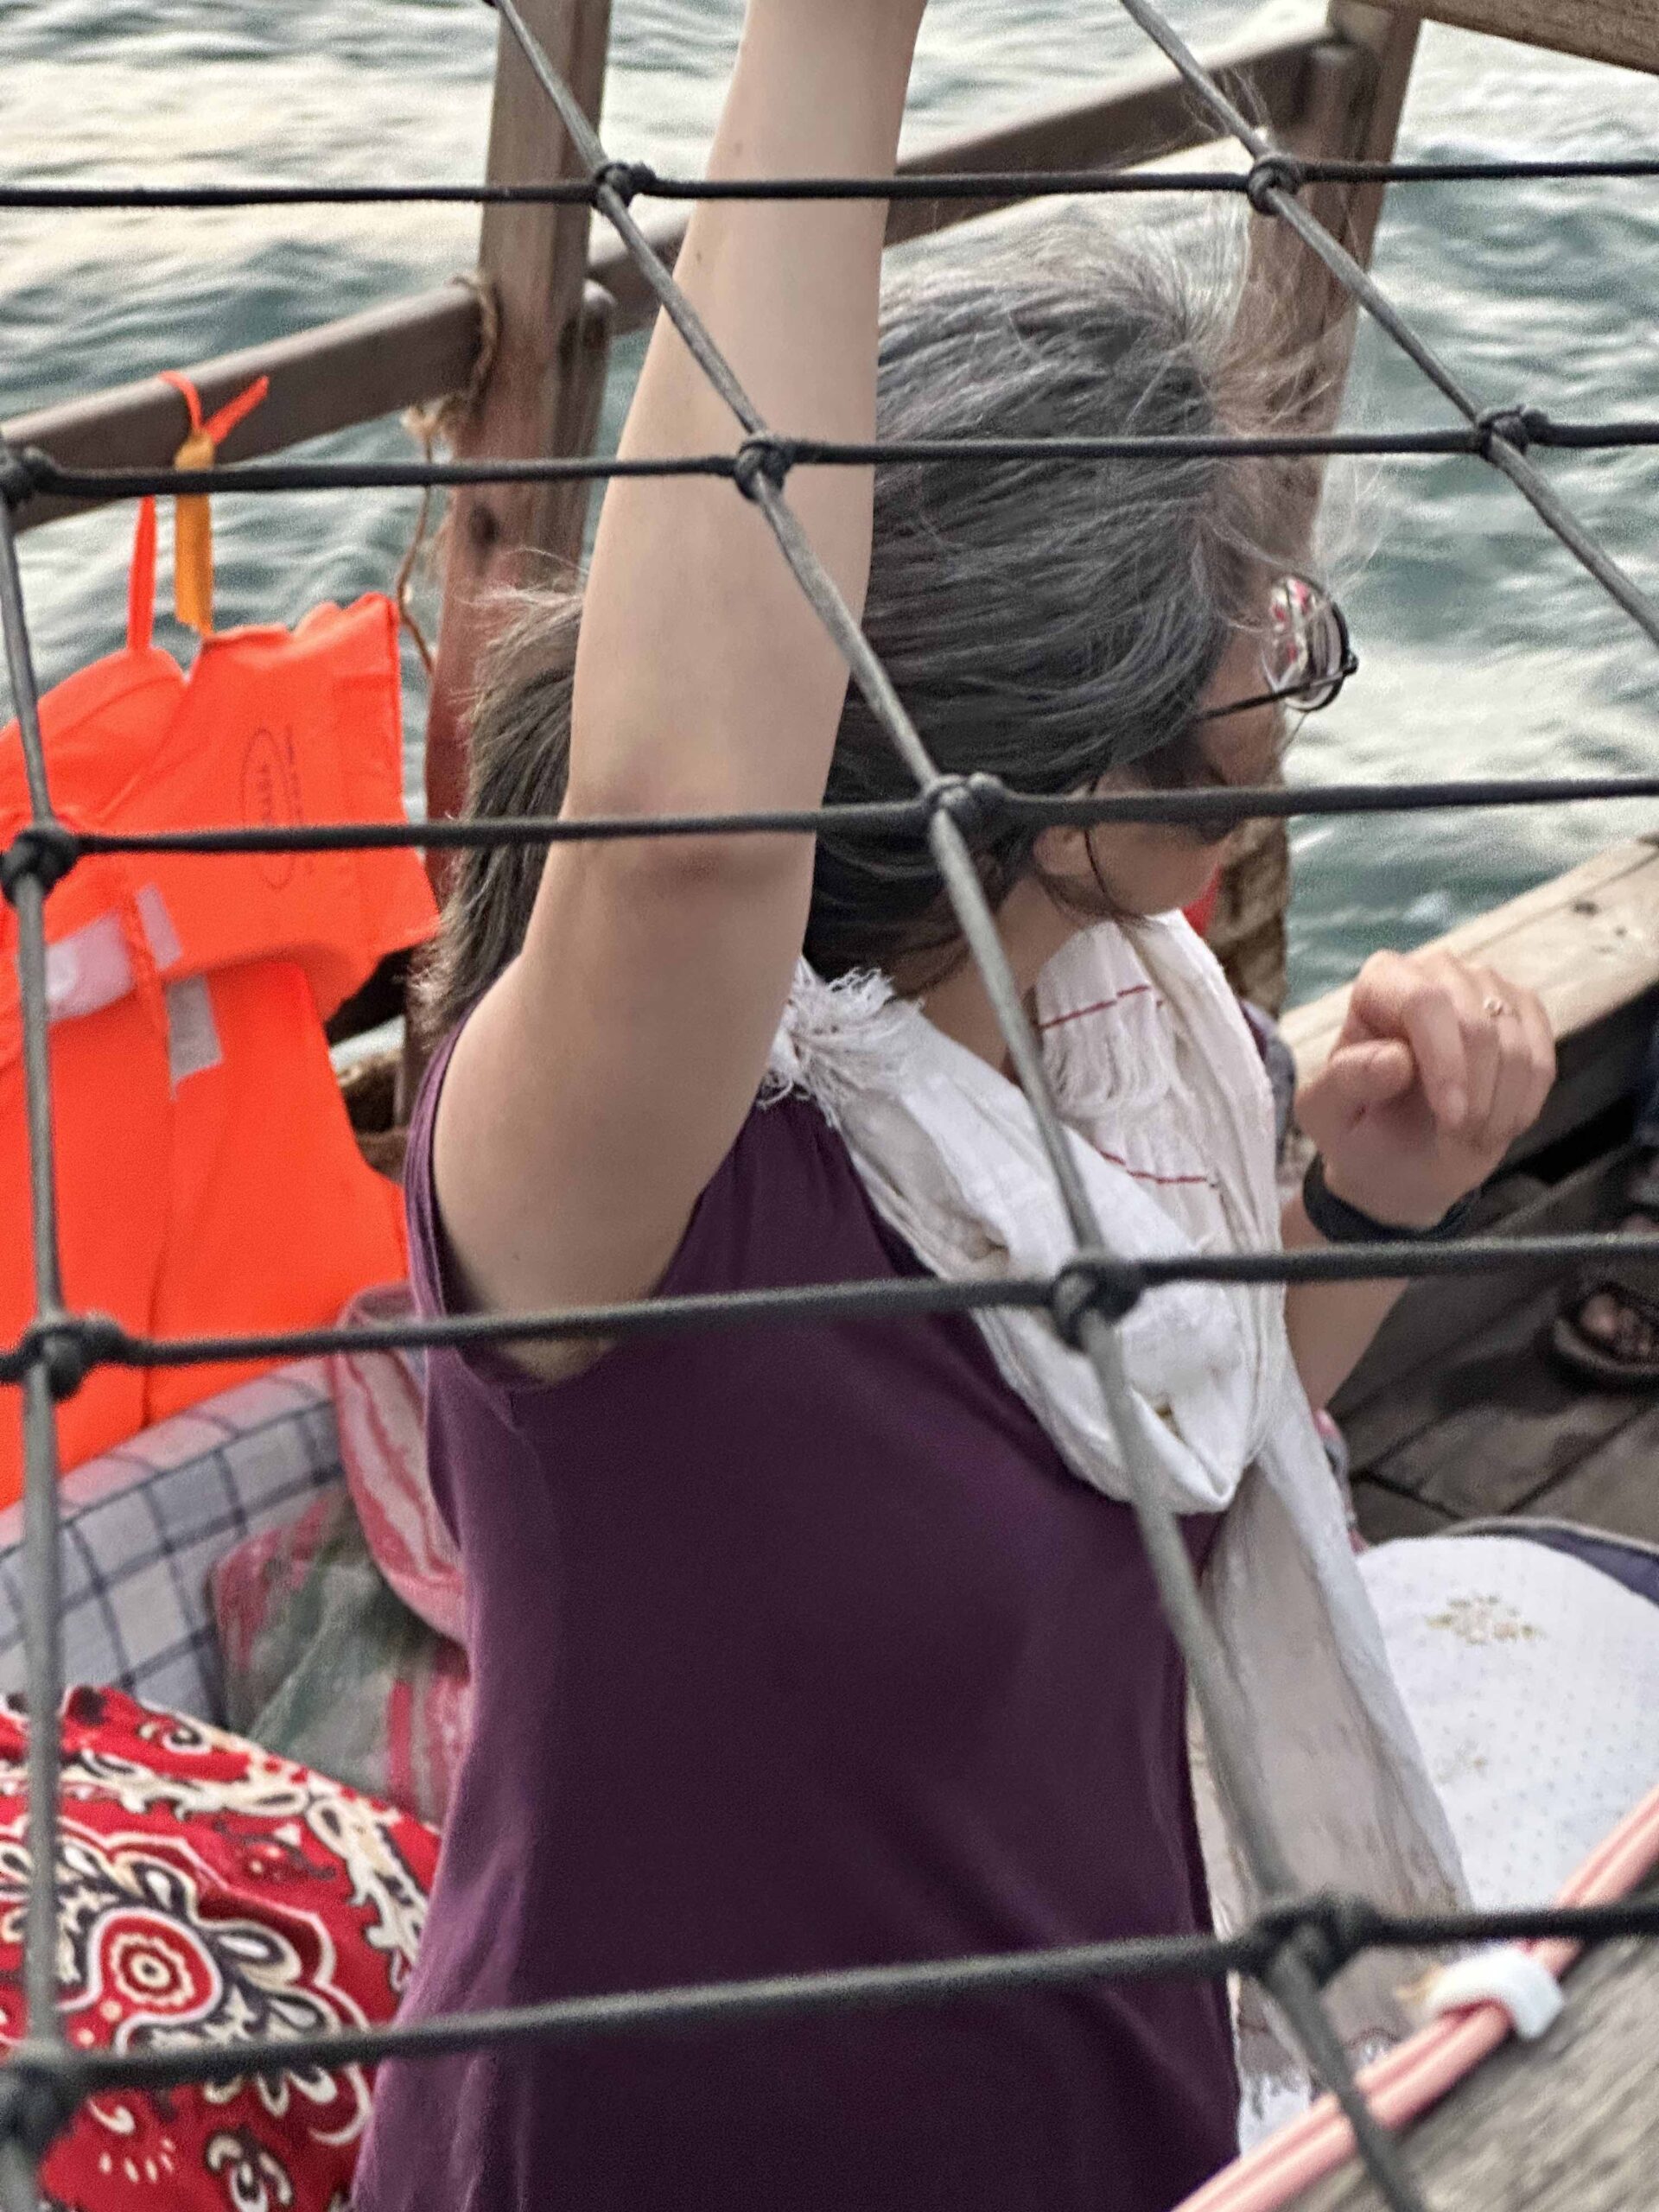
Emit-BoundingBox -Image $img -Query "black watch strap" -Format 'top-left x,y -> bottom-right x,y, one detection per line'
1301,1154 -> 1481,1246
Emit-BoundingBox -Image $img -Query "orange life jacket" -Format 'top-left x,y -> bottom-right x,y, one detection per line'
0,497 -> 437,1505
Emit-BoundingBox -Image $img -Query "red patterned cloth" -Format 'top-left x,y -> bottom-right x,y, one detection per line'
0,1688 -> 438,2212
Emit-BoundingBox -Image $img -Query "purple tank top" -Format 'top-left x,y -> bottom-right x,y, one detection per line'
354,1037 -> 1237,2212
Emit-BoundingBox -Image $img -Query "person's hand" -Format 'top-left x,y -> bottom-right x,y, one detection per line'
1295,949 -> 1555,1230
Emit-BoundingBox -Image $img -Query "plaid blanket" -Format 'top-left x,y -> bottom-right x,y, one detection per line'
0,1363 -> 346,1723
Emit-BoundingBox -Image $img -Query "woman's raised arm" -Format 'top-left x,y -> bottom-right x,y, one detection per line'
434,0 -> 927,1361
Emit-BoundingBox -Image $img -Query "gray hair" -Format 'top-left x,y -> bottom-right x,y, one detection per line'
420,217 -> 1320,1039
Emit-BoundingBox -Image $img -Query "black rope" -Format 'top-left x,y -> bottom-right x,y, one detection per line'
5,769 -> 1659,885
3,152 -> 1657,211
0,1231 -> 1649,1393
0,1879 -> 1643,2106
9,412 -> 1659,510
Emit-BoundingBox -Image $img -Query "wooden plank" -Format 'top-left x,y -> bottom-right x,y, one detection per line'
1367,1284 -> 1656,1517
3,284 -> 484,534
1285,838 -> 1659,1083
1358,0 -> 1659,74
587,2 -> 1329,332
1354,1287 -> 1554,1503
1335,1146 -> 1637,1465
1528,982 -> 1659,1160
1521,1395 -> 1659,1547
1288,1883 -> 1659,2210
423,0 -> 615,859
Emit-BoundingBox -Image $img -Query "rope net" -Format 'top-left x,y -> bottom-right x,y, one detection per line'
3,3 -> 1659,2206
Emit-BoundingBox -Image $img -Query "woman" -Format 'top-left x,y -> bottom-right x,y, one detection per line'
356,4 -> 1555,2207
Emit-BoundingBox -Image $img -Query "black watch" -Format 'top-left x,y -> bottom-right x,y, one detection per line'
1301,1154 -> 1481,1246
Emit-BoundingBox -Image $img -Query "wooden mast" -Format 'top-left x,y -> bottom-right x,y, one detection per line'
1205,1 -> 1422,1014
421,0 -> 616,874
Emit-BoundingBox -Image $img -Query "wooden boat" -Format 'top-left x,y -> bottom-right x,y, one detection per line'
5,0 -> 1659,2203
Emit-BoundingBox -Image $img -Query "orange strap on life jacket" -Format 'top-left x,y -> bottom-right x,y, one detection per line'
129,492 -> 158,654
155,370 -> 270,637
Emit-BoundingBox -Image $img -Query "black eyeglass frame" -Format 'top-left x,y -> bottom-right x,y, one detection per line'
1193,576 -> 1358,726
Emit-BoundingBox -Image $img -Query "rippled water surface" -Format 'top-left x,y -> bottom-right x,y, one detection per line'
3,2 -> 1656,999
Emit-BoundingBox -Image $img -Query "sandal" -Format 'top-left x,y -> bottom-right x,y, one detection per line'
1550,1154 -> 1659,1389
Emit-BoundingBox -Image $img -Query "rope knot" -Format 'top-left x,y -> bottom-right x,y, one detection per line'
1048,1250 -> 1147,1349
0,445 -> 51,512
1,823 -> 81,905
923,772 -> 1005,836
731,436 -> 792,501
1249,1891 -> 1382,1991
594,160 -> 654,208
1473,404 -> 1543,459
1245,153 -> 1306,215
1,1314 -> 122,1399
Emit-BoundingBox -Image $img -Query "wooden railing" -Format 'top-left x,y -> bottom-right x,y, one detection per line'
2,0 -> 1343,536
1363,0 -> 1659,73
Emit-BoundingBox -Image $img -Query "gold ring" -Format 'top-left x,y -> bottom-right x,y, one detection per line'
1482,994 -> 1509,1020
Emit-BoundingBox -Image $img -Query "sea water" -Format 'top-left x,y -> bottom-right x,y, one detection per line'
3,0 -> 1656,1000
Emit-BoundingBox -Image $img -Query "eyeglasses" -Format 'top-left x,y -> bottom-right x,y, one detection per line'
1194,575 -> 1357,725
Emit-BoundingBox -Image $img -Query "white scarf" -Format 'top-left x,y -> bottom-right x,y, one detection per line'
766,913 -> 1468,2101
